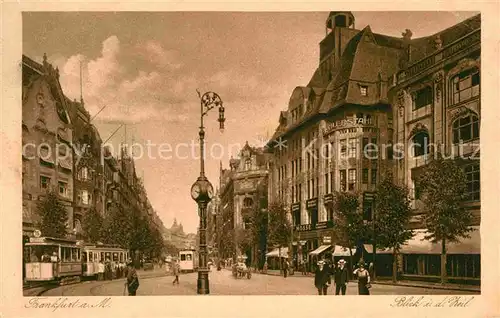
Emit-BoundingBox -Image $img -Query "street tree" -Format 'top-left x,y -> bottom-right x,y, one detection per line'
373,173 -> 414,282
418,153 -> 474,284
100,204 -> 133,249
82,207 -> 103,243
333,191 -> 369,273
267,201 -> 292,270
36,190 -> 69,238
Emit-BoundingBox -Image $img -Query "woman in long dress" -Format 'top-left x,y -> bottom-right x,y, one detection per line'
353,263 -> 371,295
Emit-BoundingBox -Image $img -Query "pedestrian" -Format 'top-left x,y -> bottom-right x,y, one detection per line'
125,260 -> 139,296
353,263 -> 371,295
98,260 -> 105,281
334,259 -> 349,295
283,259 -> 289,278
314,260 -> 331,295
368,262 -> 374,278
172,260 -> 180,285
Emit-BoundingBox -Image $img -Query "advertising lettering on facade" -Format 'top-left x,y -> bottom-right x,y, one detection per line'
322,115 -> 373,136
306,198 -> 318,209
291,202 -> 300,212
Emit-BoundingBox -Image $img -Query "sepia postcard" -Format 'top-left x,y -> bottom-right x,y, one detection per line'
1,2 -> 499,318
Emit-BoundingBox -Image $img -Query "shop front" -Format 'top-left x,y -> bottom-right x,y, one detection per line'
399,226 -> 480,285
293,219 -> 334,272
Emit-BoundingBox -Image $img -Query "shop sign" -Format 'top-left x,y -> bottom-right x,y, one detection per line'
291,202 -> 300,212
323,193 -> 334,205
294,224 -> 312,232
316,220 -> 334,230
323,115 -> 373,136
294,220 -> 333,232
323,236 -> 332,244
306,198 -> 318,209
363,192 -> 375,202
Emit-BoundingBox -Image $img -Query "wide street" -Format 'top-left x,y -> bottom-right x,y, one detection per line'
42,270 -> 478,296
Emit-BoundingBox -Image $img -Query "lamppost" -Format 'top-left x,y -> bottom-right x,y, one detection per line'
190,91 -> 225,295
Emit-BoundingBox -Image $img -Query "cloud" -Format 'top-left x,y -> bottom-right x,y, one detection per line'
49,35 -> 288,126
138,41 -> 182,70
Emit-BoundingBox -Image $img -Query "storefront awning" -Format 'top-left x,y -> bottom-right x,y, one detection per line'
446,226 -> 480,255
399,226 -> 480,255
363,244 -> 393,254
333,245 -> 356,257
309,245 -> 332,256
266,247 -> 288,258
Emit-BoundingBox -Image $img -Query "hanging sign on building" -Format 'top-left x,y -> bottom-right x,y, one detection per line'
323,236 -> 332,244
306,198 -> 318,209
323,193 -> 334,205
291,202 -> 300,212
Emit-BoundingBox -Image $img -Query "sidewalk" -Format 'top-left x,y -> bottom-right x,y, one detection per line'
259,269 -> 480,293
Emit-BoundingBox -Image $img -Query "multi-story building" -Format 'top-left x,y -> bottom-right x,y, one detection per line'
267,12 -> 481,283
66,97 -> 105,240
22,54 -> 168,264
219,142 -> 269,265
267,11 -> 402,265
22,54 -> 75,240
389,14 -> 480,283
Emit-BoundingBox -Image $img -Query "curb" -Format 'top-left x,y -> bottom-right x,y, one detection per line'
258,270 -> 479,293
372,281 -> 480,293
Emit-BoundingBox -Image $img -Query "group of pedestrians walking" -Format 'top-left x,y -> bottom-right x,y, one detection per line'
314,258 -> 371,295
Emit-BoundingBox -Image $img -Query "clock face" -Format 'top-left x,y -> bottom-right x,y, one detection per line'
191,183 -> 201,200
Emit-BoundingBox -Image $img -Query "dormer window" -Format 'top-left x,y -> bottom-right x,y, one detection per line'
245,159 -> 251,171
359,85 -> 368,96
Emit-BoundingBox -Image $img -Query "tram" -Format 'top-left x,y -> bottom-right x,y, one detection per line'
24,236 -> 82,284
179,249 -> 198,272
81,244 -> 130,278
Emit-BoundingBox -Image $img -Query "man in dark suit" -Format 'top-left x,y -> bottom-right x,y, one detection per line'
314,260 -> 331,295
334,259 -> 349,295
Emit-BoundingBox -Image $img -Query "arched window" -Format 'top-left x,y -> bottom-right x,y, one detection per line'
452,114 -> 479,144
412,131 -> 430,157
243,198 -> 253,208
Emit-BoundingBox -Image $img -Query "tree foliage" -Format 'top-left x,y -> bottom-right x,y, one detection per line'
373,173 -> 414,282
333,191 -> 369,250
419,154 -> 474,283
267,201 -> 292,248
82,207 -> 103,243
374,174 -> 414,251
418,154 -> 474,243
100,204 -> 133,248
36,191 -> 69,238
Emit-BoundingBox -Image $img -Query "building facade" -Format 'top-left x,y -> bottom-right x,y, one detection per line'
22,54 -> 75,239
267,12 -> 481,283
389,14 -> 480,283
267,11 -> 402,267
22,54 -> 167,264
218,142 -> 270,266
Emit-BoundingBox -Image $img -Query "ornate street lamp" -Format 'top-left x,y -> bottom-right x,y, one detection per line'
190,91 -> 224,294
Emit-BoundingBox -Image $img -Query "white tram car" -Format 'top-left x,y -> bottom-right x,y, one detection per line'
24,236 -> 82,283
178,249 -> 198,273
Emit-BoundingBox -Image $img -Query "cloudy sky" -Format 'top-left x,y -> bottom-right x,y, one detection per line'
23,11 -> 477,233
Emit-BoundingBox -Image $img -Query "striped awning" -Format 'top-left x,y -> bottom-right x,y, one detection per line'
399,226 -> 480,255
333,245 -> 356,257
309,245 -> 332,256
266,247 -> 288,258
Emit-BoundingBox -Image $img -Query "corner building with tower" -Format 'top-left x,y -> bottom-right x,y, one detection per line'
267,12 -> 481,283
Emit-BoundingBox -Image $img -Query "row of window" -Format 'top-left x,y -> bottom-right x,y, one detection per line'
412,69 -> 480,110
289,168 -> 378,202
411,113 -> 479,157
